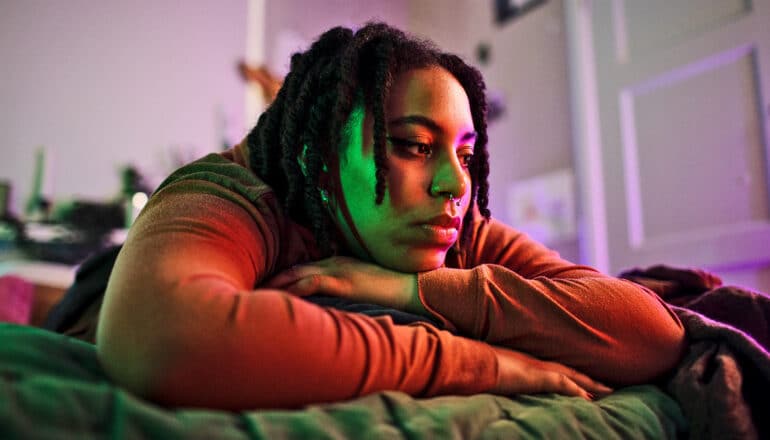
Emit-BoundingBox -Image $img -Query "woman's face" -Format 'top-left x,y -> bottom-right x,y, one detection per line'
333,66 -> 476,272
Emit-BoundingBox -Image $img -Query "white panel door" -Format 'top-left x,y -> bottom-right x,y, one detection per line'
567,0 -> 770,274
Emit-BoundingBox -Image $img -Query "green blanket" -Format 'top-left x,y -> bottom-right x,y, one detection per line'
0,323 -> 686,439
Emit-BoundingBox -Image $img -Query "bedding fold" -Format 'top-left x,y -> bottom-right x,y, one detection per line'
0,323 -> 686,439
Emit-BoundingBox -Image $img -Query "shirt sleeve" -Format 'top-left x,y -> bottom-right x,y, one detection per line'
416,218 -> 686,385
96,179 -> 497,410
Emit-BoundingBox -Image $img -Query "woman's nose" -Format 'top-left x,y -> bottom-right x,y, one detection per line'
429,151 -> 468,199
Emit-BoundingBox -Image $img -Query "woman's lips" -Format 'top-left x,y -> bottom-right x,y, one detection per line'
418,223 -> 459,244
400,215 -> 461,246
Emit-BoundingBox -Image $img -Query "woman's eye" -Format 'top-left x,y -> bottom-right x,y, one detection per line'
416,143 -> 432,155
459,150 -> 474,168
388,137 -> 432,157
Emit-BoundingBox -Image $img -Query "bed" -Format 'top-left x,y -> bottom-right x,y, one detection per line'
1,252 -> 769,439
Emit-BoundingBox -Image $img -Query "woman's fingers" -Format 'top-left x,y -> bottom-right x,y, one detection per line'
265,264 -> 325,289
264,257 -> 348,289
534,370 -> 592,400
279,275 -> 321,297
492,346 -> 613,400
281,274 -> 351,297
261,257 -> 418,312
265,260 -> 355,297
535,359 -> 613,397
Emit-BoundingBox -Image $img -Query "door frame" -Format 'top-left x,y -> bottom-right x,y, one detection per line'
564,0 -> 610,272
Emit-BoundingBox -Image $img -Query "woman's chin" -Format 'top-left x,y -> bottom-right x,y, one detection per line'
378,250 -> 448,273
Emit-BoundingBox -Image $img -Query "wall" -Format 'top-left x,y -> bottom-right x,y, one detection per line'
0,1 -> 246,215
263,0 -> 407,77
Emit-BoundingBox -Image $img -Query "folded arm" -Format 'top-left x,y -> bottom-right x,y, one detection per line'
264,216 -> 685,386
417,219 -> 686,385
95,182 -> 498,409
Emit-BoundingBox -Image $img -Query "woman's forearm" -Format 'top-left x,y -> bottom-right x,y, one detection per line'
417,265 -> 686,384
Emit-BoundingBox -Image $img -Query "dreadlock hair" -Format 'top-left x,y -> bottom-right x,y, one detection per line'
246,22 -> 491,256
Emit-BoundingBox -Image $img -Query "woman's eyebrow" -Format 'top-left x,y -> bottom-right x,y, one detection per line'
388,115 -> 441,131
460,131 -> 478,143
388,115 -> 477,142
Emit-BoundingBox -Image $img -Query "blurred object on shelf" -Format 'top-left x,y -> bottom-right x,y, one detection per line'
0,221 -> 19,247
486,90 -> 507,123
0,180 -> 10,219
52,200 -> 124,233
25,147 -> 53,222
0,181 -> 22,254
120,165 -> 152,198
5,155 -> 152,265
125,192 -> 149,227
238,61 -> 282,103
495,0 -> 547,25
120,165 -> 152,227
20,222 -> 104,265
21,200 -> 126,264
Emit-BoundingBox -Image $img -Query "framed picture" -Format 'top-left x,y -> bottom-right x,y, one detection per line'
495,0 -> 547,24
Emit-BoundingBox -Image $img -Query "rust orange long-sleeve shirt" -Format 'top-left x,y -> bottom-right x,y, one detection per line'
96,143 -> 685,410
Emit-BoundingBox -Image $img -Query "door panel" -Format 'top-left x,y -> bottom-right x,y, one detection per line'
569,0 -> 770,274
627,46 -> 768,244
619,0 -> 750,60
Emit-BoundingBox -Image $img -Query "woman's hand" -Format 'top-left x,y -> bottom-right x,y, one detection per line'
264,256 -> 427,315
491,345 -> 613,400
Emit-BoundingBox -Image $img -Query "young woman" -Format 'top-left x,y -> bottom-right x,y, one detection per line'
96,23 -> 685,410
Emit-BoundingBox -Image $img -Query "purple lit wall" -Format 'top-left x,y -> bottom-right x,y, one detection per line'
0,1 -> 246,214
262,0 -> 407,78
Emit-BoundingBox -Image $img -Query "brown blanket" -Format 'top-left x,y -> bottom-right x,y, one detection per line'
621,266 -> 770,440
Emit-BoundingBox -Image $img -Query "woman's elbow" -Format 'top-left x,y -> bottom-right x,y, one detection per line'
95,312 -> 189,404
649,315 -> 687,379
615,313 -> 687,385
96,320 -> 162,400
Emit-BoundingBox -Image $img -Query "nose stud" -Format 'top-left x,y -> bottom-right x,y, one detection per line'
432,184 -> 461,207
